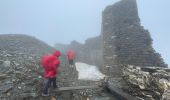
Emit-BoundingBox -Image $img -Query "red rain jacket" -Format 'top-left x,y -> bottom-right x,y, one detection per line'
67,50 -> 76,60
42,50 -> 60,78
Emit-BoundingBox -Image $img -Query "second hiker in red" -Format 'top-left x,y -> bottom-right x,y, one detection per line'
41,50 -> 60,96
67,50 -> 76,68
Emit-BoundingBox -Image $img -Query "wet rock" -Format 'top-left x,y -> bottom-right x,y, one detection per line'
122,65 -> 170,99
21,93 -> 38,98
3,61 -> 11,67
6,92 -> 11,96
50,96 -> 57,100
0,84 -> 13,93
0,74 -> 6,80
0,60 -> 3,65
18,86 -> 22,89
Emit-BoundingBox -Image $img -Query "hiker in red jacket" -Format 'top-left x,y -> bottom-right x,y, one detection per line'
67,50 -> 76,67
41,50 -> 60,96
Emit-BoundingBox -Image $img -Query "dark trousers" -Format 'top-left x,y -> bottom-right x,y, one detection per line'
69,59 -> 74,65
43,77 -> 57,94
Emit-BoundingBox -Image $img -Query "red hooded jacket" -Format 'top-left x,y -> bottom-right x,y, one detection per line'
67,50 -> 76,60
42,50 -> 60,78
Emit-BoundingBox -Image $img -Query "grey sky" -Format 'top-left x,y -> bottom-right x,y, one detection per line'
0,0 -> 169,66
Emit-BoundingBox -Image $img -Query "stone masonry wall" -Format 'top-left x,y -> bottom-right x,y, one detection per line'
102,0 -> 167,77
55,36 -> 103,68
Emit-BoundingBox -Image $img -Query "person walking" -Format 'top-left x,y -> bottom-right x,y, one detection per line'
67,50 -> 76,68
41,50 -> 60,96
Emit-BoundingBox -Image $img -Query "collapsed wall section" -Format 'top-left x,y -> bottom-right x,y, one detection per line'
102,0 -> 167,77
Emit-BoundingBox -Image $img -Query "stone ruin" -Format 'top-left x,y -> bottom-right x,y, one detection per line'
55,36 -> 103,68
54,0 -> 170,99
102,0 -> 167,77
55,0 -> 168,78
101,0 -> 170,99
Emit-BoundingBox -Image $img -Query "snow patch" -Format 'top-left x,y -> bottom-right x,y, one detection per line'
75,62 -> 105,81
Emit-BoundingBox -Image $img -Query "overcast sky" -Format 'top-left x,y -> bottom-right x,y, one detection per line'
0,0 -> 169,66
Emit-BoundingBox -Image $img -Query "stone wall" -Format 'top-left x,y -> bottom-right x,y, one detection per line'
55,36 -> 103,68
102,0 -> 167,77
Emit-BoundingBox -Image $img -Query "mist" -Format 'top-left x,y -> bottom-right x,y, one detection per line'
0,0 -> 170,99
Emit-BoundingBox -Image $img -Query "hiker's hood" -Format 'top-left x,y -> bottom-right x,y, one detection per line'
53,50 -> 60,57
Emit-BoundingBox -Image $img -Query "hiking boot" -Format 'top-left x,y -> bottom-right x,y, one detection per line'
41,93 -> 49,96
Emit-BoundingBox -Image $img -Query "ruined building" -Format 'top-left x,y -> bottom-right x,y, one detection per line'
54,0 -> 167,77
55,36 -> 103,67
102,0 -> 167,76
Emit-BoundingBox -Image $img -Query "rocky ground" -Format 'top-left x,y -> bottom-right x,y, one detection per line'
0,49 -> 112,100
0,34 -> 53,99
1,33 -> 170,100
0,34 -> 112,100
123,65 -> 170,100
106,65 -> 170,100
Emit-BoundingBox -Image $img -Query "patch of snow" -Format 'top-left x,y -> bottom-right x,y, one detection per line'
75,62 -> 105,81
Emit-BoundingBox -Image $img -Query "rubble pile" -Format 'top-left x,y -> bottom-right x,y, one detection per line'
0,34 -> 55,99
122,65 -> 170,99
0,51 -> 44,99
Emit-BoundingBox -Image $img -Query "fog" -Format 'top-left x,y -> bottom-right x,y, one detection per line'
0,0 -> 169,65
